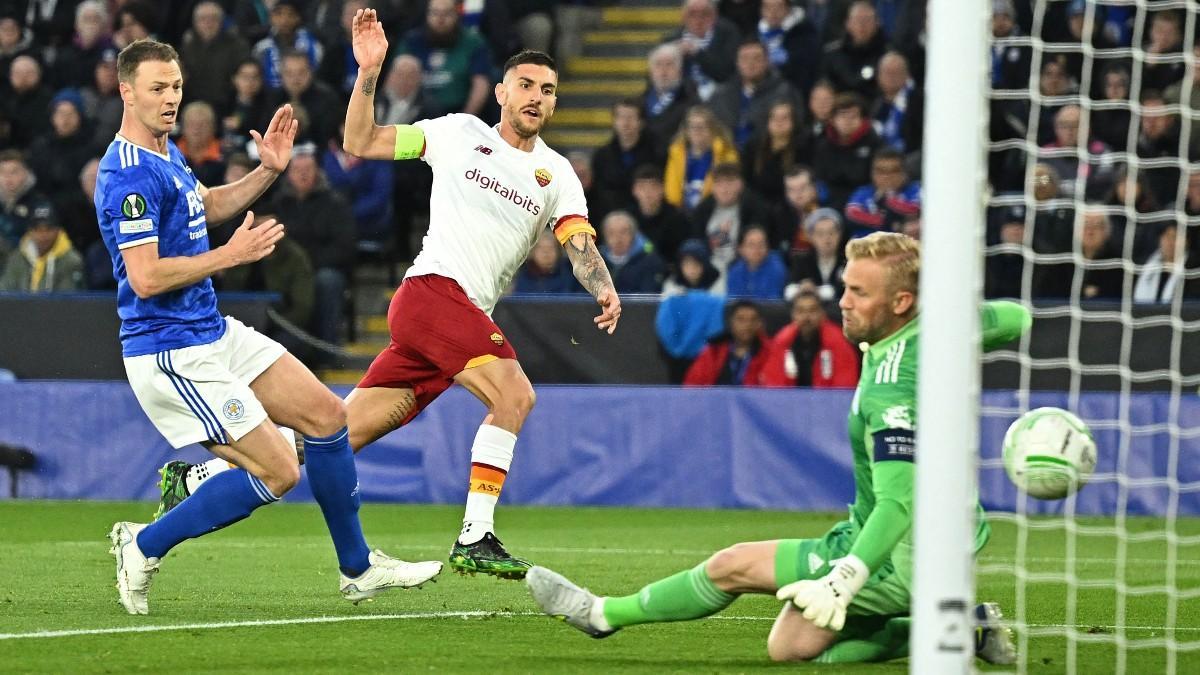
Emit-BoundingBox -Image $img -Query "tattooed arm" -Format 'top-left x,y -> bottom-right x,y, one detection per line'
343,8 -> 399,159
563,231 -> 622,334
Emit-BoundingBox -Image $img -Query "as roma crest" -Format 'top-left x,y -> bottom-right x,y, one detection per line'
534,168 -> 552,187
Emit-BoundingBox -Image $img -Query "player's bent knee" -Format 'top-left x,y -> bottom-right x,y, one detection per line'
260,459 -> 301,497
301,393 -> 348,437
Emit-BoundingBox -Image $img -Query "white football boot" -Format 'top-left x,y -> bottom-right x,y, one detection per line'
108,521 -> 160,615
340,549 -> 443,604
975,602 -> 1017,665
525,566 -> 617,638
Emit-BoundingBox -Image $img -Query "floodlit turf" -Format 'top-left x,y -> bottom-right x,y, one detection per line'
0,501 -> 1197,674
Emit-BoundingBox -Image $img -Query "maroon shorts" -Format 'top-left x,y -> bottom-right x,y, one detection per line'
357,274 -> 517,424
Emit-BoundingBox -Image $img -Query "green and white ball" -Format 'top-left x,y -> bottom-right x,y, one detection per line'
1002,407 -> 1097,500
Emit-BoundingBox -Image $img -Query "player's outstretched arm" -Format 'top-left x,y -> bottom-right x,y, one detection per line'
563,231 -> 622,334
343,7 -> 399,160
122,212 -> 284,298
200,105 -> 299,225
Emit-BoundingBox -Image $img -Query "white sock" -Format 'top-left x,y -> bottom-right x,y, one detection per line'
185,458 -> 232,494
459,424 -> 517,545
590,597 -> 613,632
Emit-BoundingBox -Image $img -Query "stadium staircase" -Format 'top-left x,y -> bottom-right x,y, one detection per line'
317,0 -> 681,385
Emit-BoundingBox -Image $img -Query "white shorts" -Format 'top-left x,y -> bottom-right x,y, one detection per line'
124,316 -> 287,449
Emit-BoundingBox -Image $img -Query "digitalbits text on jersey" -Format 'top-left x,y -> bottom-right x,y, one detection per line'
463,167 -> 541,216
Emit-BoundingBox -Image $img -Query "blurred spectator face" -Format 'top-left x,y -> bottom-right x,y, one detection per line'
680,256 -> 704,284
183,104 -> 216,145
95,59 -> 118,95
1160,225 -> 1179,263
75,2 -> 108,48
10,56 -> 40,94
809,83 -> 834,123
612,102 -> 642,143
270,3 -> 303,36
281,55 -> 313,98
80,158 -> 99,200
0,17 -> 20,49
900,215 -> 920,240
809,217 -> 841,258
766,102 -> 794,140
648,46 -> 682,92
225,158 -> 252,184
117,9 -> 150,44
0,158 -> 28,195
1067,11 -> 1085,40
684,111 -> 714,151
682,0 -> 717,37
1053,105 -> 1081,147
736,42 -> 768,85
1032,163 -> 1059,201
1141,98 -> 1175,139
831,105 -> 863,139
761,0 -> 789,28
233,61 -> 264,99
783,170 -> 816,210
1149,13 -> 1182,53
28,222 -> 59,256
193,2 -> 224,42
1000,221 -> 1025,244
1188,170 -> 1200,205
568,152 -> 593,190
737,228 -> 769,267
426,0 -> 459,38
845,2 -> 878,46
877,53 -> 909,99
603,214 -> 636,257
992,8 -> 1014,38
342,1 -> 366,36
711,173 -> 743,207
1103,69 -> 1129,100
1080,211 -> 1110,255
632,176 -> 664,211
529,231 -> 561,273
386,55 -> 422,98
729,305 -> 763,347
287,154 -> 319,196
791,293 -> 825,334
871,155 -> 905,192
51,101 -> 82,137
1039,61 -> 1069,96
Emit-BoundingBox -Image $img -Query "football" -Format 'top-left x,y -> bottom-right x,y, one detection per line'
1002,407 -> 1098,500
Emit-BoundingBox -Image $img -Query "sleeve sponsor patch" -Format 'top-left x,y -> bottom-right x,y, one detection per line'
119,219 -> 154,234
873,428 -> 915,463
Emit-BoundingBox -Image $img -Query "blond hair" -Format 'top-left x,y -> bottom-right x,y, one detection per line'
845,232 -> 920,295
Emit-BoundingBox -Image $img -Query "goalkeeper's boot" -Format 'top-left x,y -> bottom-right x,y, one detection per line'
153,460 -> 191,522
340,549 -> 444,604
448,532 -> 532,579
974,602 -> 1017,665
525,566 -> 617,639
108,521 -> 160,615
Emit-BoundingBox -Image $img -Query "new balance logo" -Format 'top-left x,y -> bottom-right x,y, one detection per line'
474,145 -> 493,155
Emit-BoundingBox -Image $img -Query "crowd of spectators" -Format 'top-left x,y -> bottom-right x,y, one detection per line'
2,0 -> 1199,379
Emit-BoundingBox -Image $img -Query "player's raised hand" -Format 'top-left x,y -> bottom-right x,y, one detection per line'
251,104 -> 298,173
223,211 -> 285,266
352,8 -> 389,71
594,289 -> 622,334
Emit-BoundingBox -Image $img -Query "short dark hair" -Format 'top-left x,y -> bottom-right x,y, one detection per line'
873,147 -> 904,165
0,149 -> 26,166
792,288 -> 822,306
117,39 -> 179,84
728,299 -> 761,318
613,97 -> 642,118
632,164 -> 663,182
832,92 -> 867,116
712,162 -> 742,181
784,164 -> 813,180
738,37 -> 767,53
503,49 -> 557,76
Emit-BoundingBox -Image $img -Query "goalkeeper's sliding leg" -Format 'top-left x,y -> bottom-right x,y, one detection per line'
526,519 -> 1013,664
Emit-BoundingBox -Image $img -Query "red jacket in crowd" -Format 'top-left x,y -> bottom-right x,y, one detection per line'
761,319 -> 861,388
683,332 -> 775,386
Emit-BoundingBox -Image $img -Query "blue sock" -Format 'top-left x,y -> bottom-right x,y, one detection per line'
137,469 -> 278,559
304,427 -> 371,577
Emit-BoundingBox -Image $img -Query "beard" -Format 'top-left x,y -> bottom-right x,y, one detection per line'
509,110 -> 542,138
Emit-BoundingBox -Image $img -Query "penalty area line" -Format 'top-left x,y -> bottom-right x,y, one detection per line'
4,612 -> 1199,641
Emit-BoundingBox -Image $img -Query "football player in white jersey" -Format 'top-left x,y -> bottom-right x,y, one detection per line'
338,8 -> 621,578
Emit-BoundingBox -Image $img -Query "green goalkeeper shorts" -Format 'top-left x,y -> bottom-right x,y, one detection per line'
774,520 -> 910,619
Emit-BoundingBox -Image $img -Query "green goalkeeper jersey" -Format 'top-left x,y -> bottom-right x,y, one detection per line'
843,300 -> 1032,575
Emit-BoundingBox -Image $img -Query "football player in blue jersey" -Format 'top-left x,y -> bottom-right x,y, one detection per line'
98,39 -> 442,615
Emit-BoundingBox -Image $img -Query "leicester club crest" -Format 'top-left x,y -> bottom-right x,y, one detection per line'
121,193 -> 147,219
222,399 -> 246,421
534,168 -> 552,187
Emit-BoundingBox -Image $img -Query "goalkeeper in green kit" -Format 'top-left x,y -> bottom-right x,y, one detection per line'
526,232 -> 1024,664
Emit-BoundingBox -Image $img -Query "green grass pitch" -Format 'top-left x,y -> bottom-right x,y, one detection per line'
1,501 -> 1196,673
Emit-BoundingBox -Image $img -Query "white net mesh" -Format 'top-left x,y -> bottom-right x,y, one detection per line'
981,1 -> 1200,673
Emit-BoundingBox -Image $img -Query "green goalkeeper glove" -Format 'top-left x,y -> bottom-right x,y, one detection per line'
775,554 -> 870,631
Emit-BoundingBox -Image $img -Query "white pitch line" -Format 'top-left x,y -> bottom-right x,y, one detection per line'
3,612 -> 1199,642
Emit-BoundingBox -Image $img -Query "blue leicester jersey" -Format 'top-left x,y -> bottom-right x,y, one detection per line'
96,136 -> 225,357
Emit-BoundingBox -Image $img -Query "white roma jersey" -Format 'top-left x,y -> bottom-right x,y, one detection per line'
406,114 -> 594,315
